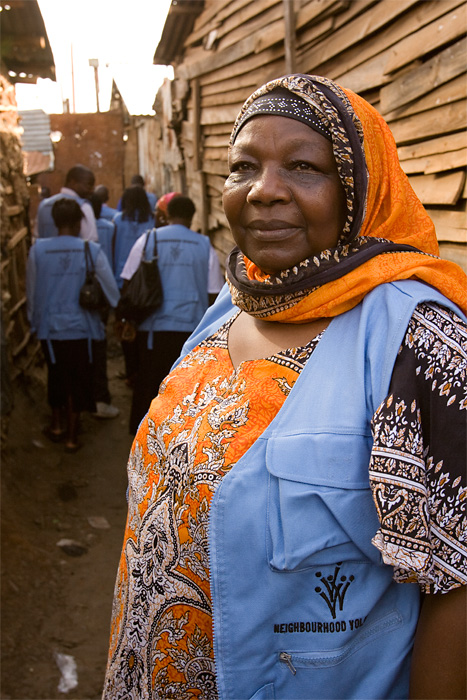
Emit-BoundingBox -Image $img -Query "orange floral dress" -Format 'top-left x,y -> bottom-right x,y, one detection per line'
103,303 -> 467,699
103,314 -> 319,699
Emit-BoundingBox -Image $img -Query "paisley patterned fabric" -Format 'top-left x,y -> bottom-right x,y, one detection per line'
226,74 -> 467,320
371,303 -> 467,593
103,315 -> 321,698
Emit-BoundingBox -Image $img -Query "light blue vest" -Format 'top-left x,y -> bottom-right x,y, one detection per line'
179,280 -> 465,700
28,237 -> 106,359
138,224 -> 211,338
146,191 -> 157,212
96,218 -> 115,270
36,191 -> 86,238
113,213 -> 152,288
100,203 -> 118,222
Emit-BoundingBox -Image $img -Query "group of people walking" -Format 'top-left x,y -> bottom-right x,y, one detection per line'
27,166 -> 223,450
101,74 -> 466,699
26,71 -> 466,699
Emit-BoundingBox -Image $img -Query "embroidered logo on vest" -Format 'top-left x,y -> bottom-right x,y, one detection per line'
59,253 -> 72,271
170,241 -> 182,260
314,563 -> 354,619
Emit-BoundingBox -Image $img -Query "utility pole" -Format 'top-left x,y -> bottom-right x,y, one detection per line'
71,43 -> 76,113
88,58 -> 100,112
283,0 -> 296,74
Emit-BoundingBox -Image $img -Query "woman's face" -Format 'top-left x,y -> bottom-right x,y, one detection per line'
223,115 -> 347,274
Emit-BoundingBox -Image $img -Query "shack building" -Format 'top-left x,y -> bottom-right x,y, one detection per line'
153,0 -> 467,271
1,0 -> 55,381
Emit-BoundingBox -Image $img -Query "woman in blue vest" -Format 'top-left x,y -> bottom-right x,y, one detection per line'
113,185 -> 153,385
113,185 -> 153,289
103,75 -> 466,699
27,198 -> 119,452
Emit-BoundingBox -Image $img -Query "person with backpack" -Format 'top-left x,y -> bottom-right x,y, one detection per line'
27,198 -> 119,451
120,194 -> 223,433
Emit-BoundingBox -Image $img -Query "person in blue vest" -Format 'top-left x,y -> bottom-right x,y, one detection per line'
154,190 -> 181,227
130,174 -> 158,213
116,174 -> 158,215
35,164 -> 98,242
113,185 -> 154,386
103,76 -> 466,699
119,194 -> 224,434
88,193 -> 120,419
93,185 -> 118,222
113,185 -> 153,289
90,193 -> 115,270
27,198 -> 119,452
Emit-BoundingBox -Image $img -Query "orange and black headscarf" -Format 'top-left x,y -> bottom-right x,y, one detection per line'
226,74 -> 467,321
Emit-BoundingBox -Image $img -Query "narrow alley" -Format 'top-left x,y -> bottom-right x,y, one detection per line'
1,342 -> 133,699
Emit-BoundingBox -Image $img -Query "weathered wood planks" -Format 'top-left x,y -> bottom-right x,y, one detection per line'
154,0 -> 467,263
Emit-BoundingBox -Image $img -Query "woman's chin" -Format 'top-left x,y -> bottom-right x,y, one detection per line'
248,256 -> 306,277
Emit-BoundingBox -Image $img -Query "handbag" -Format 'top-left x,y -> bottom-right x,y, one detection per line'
116,229 -> 163,325
79,241 -> 108,311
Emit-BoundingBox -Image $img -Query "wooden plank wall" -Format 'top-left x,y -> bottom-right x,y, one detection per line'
161,0 -> 467,271
0,75 -> 41,384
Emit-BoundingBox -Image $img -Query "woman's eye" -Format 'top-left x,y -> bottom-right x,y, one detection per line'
230,161 -> 253,173
292,161 -> 315,171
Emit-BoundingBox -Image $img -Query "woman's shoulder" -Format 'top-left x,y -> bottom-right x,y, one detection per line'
388,299 -> 466,417
372,298 -> 466,593
408,300 -> 467,345
368,280 -> 464,313
392,300 -> 466,387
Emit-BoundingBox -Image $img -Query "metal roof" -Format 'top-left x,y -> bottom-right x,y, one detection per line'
153,0 -> 204,66
0,0 -> 55,83
17,108 -> 53,175
18,109 -> 52,153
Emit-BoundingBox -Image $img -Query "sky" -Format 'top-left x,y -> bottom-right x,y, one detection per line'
15,0 -> 174,115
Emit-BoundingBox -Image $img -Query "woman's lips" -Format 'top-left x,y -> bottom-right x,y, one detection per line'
245,220 -> 300,239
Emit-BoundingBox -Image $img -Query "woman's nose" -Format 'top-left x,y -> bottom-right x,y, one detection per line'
246,165 -> 290,205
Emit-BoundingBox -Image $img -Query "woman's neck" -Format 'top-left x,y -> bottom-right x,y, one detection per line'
228,311 -> 331,369
58,228 -> 79,237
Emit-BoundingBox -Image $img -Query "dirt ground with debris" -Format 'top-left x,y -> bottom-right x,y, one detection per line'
1,344 -> 135,699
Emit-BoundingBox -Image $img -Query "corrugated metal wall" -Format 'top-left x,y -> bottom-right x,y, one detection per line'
18,109 -> 53,154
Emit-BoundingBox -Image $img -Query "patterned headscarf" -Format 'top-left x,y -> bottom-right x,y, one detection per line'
226,74 -> 467,320
231,87 -> 333,142
156,191 -> 181,216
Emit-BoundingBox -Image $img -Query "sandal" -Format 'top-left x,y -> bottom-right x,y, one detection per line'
64,441 -> 83,454
42,426 -> 66,443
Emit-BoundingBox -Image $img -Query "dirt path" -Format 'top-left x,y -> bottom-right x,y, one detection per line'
1,348 -> 134,699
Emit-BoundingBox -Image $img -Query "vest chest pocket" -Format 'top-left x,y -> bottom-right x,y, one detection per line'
265,433 -> 380,571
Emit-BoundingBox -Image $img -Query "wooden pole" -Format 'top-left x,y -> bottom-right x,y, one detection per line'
192,77 -> 202,171
192,77 -> 208,235
93,65 -> 100,113
283,0 -> 296,74
71,43 -> 76,113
